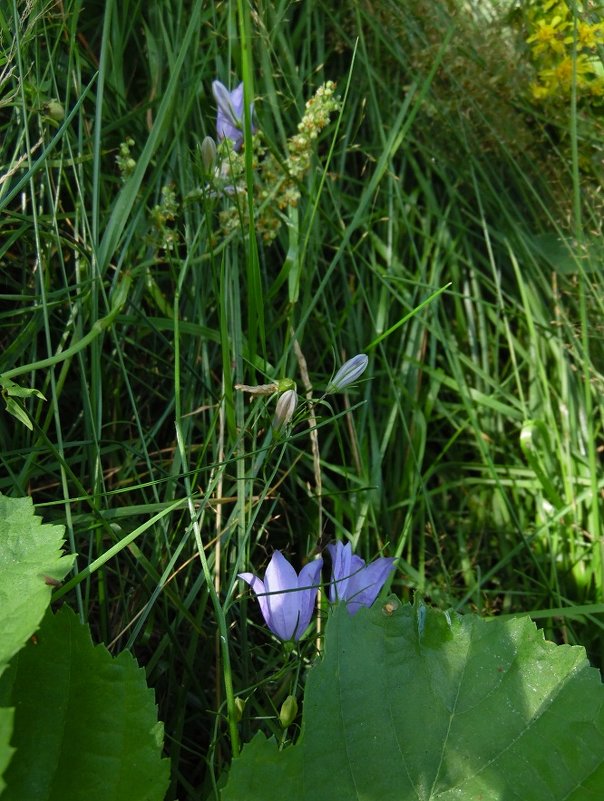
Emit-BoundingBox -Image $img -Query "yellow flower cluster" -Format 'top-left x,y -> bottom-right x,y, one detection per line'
526,1 -> 604,101
218,81 -> 340,242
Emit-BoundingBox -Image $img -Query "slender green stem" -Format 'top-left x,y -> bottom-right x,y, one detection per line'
174,285 -> 241,757
237,0 -> 264,367
2,276 -> 131,381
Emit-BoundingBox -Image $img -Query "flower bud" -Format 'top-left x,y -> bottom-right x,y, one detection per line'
326,354 -> 368,393
279,695 -> 298,728
45,100 -> 65,121
272,389 -> 298,432
200,136 -> 217,172
233,697 -> 246,722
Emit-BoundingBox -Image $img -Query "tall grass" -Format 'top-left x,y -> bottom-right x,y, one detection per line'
2,0 -> 603,797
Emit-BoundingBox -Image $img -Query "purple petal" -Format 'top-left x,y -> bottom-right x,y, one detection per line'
212,80 -> 243,149
212,81 -> 237,125
227,83 -> 255,131
238,572 -> 271,629
294,558 -> 323,639
216,114 -> 243,150
345,557 -> 396,615
327,541 -> 353,603
240,552 -> 323,641
229,82 -> 245,119
212,80 -> 253,151
264,551 -> 301,641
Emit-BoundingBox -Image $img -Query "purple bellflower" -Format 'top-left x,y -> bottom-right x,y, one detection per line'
239,551 -> 323,641
328,541 -> 395,615
212,80 -> 254,151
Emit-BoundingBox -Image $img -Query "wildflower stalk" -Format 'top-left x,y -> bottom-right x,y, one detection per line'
292,335 -> 323,543
180,445 -> 241,757
569,2 -> 603,589
173,289 -> 240,757
568,3 -> 581,239
237,0 -> 264,365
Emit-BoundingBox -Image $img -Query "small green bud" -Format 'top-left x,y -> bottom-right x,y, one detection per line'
233,697 -> 246,722
200,136 -> 217,172
279,695 -> 298,728
45,100 -> 65,121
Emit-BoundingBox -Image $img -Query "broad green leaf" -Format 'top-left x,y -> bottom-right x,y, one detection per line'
224,599 -> 604,800
0,493 -> 74,676
0,606 -> 170,801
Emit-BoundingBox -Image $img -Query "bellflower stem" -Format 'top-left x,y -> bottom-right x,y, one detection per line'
174,289 -> 240,757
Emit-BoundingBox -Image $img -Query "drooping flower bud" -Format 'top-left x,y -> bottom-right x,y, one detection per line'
272,389 -> 298,432
326,354 -> 368,393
